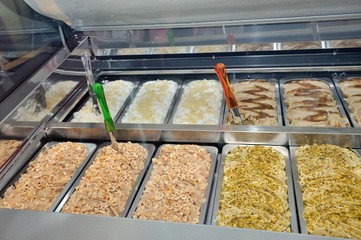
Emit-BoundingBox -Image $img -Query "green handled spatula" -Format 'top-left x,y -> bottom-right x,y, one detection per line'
93,83 -> 119,151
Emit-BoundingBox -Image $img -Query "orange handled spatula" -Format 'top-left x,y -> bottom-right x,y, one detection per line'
215,63 -> 244,125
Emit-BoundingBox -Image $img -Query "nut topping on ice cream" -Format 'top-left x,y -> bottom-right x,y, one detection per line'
0,140 -> 20,167
62,142 -> 148,216
0,142 -> 88,211
217,145 -> 290,232
296,144 -> 361,239
133,144 -> 211,223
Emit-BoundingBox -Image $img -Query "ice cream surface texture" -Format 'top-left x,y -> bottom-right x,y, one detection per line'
296,144 -> 361,239
217,145 -> 291,232
339,77 -> 361,126
281,41 -> 321,50
235,43 -> 273,51
71,80 -> 134,122
121,80 -> 177,123
154,46 -> 188,54
133,144 -> 211,223
14,81 -> 77,121
0,140 -> 20,167
62,142 -> 148,216
284,79 -> 348,127
173,80 -> 223,124
225,80 -> 278,126
194,45 -> 228,53
0,142 -> 88,211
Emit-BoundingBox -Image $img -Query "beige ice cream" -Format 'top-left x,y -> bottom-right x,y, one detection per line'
284,79 -> 349,127
330,39 -> 361,48
281,41 -> 321,50
225,79 -> 278,126
0,142 -> 88,211
121,80 -> 178,123
194,45 -> 228,53
153,46 -> 188,54
133,145 -> 211,223
117,48 -> 148,55
173,80 -> 223,124
296,144 -> 361,239
71,80 -> 134,122
0,140 -> 20,167
339,77 -> 361,126
235,43 -> 273,51
62,142 -> 148,216
217,145 -> 290,232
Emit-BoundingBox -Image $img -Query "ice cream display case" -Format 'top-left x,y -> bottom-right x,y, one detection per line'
1,1 -> 361,240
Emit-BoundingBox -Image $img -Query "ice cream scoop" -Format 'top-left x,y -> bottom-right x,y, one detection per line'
215,63 -> 244,125
81,53 -> 101,116
93,83 -> 118,152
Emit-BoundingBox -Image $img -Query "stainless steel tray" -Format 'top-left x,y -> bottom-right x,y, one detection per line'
117,80 -> 182,141
222,78 -> 283,126
333,76 -> 361,127
0,141 -> 97,212
3,75 -> 84,125
290,146 -> 361,235
67,79 -> 139,123
127,144 -> 218,224
55,142 -> 155,217
279,78 -> 350,127
212,144 -> 299,233
164,79 -> 225,142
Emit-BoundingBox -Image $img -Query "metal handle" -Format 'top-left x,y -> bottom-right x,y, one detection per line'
81,53 -> 101,115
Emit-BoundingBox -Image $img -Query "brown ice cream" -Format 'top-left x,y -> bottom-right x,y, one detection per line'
225,80 -> 278,126
284,79 -> 349,127
339,77 -> 361,126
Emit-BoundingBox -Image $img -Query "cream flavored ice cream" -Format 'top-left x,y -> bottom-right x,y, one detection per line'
133,145 -> 211,223
121,80 -> 177,123
0,140 -> 20,167
0,142 -> 88,211
71,80 -> 134,122
62,142 -> 148,216
173,80 -> 223,124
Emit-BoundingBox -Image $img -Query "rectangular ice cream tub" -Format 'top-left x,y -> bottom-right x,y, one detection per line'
290,145 -> 361,238
0,141 -> 97,212
3,74 -> 84,124
223,78 -> 283,126
212,144 -> 299,233
163,79 -> 225,142
333,76 -> 361,127
280,78 -> 350,127
152,46 -> 192,54
191,44 -> 232,53
128,144 -> 218,224
66,79 -> 139,123
116,47 -> 152,55
55,142 -> 155,217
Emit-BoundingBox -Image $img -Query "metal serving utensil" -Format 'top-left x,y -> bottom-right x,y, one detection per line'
93,83 -> 118,152
215,63 -> 245,125
81,52 -> 101,116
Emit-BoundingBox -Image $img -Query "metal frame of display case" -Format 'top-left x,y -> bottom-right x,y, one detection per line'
1,21 -> 361,239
